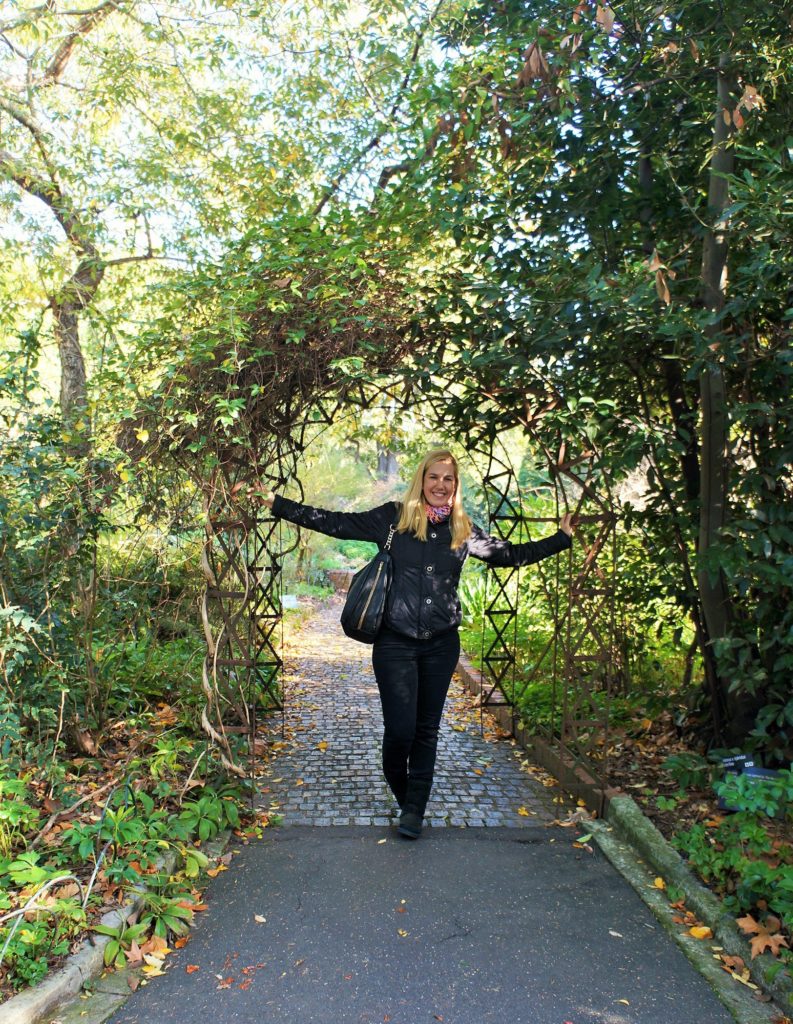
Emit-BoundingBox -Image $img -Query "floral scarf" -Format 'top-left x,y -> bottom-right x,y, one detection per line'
425,502 -> 452,524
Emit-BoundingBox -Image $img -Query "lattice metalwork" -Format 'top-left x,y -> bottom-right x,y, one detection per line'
478,445 -> 522,710
554,454 -> 619,797
462,436 -> 619,805
195,377 -> 415,778
197,451 -> 296,778
188,365 -> 620,805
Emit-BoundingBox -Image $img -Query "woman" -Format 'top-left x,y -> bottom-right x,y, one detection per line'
267,449 -> 574,839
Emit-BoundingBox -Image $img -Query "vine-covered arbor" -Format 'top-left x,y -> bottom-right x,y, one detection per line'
124,263 -> 621,809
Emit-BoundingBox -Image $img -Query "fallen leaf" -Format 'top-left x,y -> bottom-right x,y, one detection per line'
254,915 -> 266,924
517,806 -> 533,817
140,935 -> 169,956
53,882 -> 80,900
316,741 -> 328,752
206,865 -> 228,878
144,951 -> 170,966
736,914 -> 790,958
652,877 -> 666,890
186,965 -> 200,974
689,926 -> 713,940
397,929 -> 408,937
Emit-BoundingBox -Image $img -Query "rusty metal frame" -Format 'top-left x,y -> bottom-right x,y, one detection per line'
197,374 -> 620,808
454,432 -> 619,807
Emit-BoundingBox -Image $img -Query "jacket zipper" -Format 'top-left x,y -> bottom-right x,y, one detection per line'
357,561 -> 384,629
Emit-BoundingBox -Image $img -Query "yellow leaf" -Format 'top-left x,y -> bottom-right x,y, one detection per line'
653,877 -> 666,890
690,926 -> 713,940
206,864 -> 228,878
617,999 -> 630,1005
316,741 -> 328,752
135,428 -> 150,443
517,806 -> 532,817
397,929 -> 408,937
295,779 -> 305,786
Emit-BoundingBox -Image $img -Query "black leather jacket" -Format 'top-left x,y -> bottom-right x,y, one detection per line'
272,496 -> 572,640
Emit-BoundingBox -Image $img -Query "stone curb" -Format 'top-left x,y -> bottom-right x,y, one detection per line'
590,819 -> 781,1024
0,834 -> 231,1024
605,795 -> 792,1017
454,653 -> 793,1018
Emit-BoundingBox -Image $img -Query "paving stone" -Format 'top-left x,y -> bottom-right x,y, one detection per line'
258,600 -> 558,828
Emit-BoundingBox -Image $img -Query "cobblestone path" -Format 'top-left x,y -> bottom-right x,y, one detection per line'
258,599 -> 557,828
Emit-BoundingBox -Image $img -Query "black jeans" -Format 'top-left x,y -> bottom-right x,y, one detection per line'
371,627 -> 460,813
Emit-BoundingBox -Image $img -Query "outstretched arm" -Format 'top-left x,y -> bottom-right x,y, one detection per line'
265,493 -> 395,545
467,516 -> 574,568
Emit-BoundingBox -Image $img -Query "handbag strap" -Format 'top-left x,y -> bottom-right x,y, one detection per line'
384,524 -> 396,551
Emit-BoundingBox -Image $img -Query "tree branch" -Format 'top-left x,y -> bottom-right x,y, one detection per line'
0,145 -> 97,256
311,6 -> 440,218
42,0 -> 120,85
0,1 -> 55,36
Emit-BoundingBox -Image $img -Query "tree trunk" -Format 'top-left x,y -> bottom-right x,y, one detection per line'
52,302 -> 89,420
51,255 -> 105,423
698,54 -> 736,737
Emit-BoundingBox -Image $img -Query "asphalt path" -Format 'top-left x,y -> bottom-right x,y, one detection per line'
106,824 -> 734,1024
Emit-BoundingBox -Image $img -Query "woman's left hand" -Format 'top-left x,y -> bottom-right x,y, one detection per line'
559,513 -> 576,536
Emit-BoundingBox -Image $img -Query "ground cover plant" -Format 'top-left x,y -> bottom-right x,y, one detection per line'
0,719 -> 259,997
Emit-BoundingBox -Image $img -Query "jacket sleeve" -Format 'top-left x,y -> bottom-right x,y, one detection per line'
466,523 -> 572,568
271,495 -> 396,544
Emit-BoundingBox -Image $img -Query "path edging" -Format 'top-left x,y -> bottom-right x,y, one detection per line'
0,834 -> 231,1024
454,652 -> 793,1017
590,819 -> 780,1024
605,795 -> 792,1016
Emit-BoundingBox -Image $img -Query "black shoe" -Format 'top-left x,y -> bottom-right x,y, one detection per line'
397,811 -> 423,839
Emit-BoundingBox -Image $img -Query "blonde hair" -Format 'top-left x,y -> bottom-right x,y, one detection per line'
396,449 -> 472,550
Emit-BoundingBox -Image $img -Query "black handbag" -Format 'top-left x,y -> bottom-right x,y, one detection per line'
340,524 -> 396,643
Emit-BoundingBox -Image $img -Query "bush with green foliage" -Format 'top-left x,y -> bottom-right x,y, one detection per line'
673,770 -> 793,936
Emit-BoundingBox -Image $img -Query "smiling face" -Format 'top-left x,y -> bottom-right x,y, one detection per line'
422,458 -> 456,508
